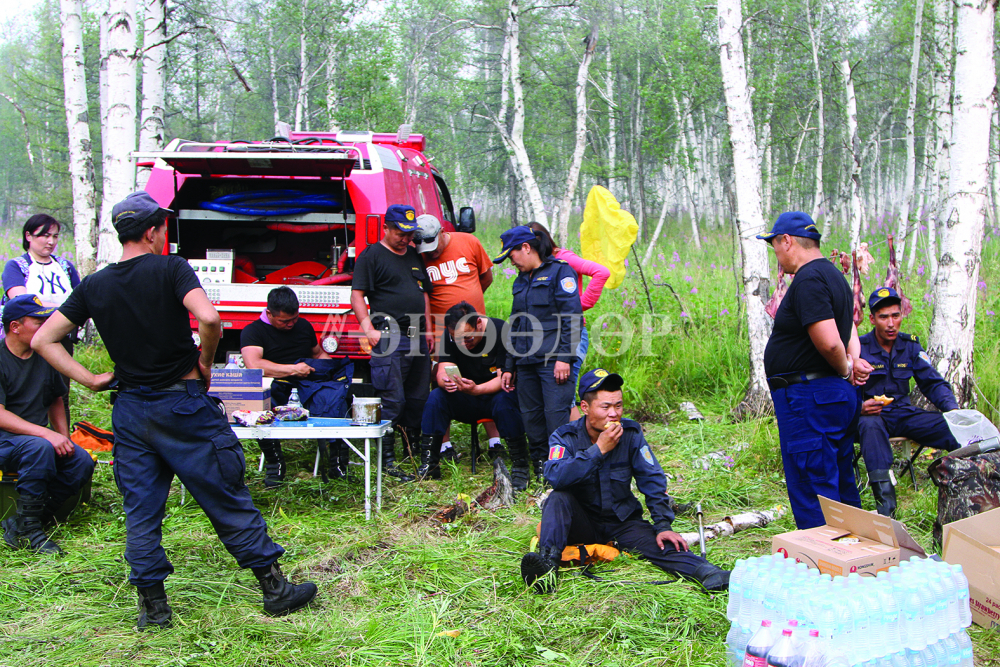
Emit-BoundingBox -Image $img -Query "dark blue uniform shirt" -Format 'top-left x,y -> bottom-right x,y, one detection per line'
505,257 -> 582,369
543,417 -> 676,533
858,331 -> 958,412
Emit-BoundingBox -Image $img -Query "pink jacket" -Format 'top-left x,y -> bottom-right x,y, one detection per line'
553,248 -> 610,311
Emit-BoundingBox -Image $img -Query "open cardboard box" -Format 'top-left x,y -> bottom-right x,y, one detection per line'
942,507 -> 1000,629
208,368 -> 271,422
772,496 -> 926,577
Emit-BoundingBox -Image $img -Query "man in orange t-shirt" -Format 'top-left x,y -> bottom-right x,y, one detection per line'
415,214 -> 499,459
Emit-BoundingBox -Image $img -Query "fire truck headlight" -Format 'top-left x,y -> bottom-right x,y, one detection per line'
322,336 -> 339,354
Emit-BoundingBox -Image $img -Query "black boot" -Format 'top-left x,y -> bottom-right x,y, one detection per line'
136,582 -> 173,630
507,435 -> 530,491
326,440 -> 348,480
487,442 -> 508,462
258,439 -> 286,488
2,495 -> 62,555
520,545 -> 561,593
532,457 -> 548,486
252,562 -> 318,617
692,562 -> 731,592
416,434 -> 443,480
401,426 -> 421,460
869,469 -> 897,518
381,432 -> 414,482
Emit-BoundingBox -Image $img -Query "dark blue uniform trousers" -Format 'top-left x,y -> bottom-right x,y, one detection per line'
370,334 -> 430,429
539,491 -> 707,578
858,405 -> 959,470
0,434 -> 94,502
515,361 -> 575,460
420,387 -> 525,438
112,382 -> 284,587
771,376 -> 862,529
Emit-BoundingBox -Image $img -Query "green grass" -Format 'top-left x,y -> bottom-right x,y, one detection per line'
1,221 -> 998,665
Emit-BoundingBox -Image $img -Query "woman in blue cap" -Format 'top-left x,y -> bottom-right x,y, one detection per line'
493,225 -> 583,488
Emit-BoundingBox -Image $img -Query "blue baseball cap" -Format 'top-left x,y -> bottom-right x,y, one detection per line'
3,294 -> 56,328
111,191 -> 172,236
578,368 -> 624,400
492,225 -> 536,263
756,211 -> 822,242
869,286 -> 901,312
385,204 -> 418,232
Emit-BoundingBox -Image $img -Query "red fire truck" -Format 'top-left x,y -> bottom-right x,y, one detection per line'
136,128 -> 475,372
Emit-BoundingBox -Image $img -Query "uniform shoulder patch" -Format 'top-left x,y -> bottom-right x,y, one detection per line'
560,276 -> 578,294
548,445 -> 565,460
919,350 -> 931,364
640,445 -> 654,466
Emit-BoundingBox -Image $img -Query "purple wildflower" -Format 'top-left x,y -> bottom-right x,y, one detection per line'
624,258 -> 629,268
684,261 -> 690,268
672,251 -> 680,262
924,293 -> 932,302
978,280 -> 987,292
680,311 -> 689,318
720,308 -> 729,315
602,322 -> 609,330
987,310 -> 996,316
690,287 -> 698,294
658,253 -> 665,261
654,274 -> 661,281
503,267 -> 516,278
684,275 -> 693,282
711,263 -> 717,270
668,263 -> 676,270
917,265 -> 925,276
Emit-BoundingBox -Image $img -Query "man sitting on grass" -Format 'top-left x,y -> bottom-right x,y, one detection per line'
520,369 -> 730,593
0,294 -> 94,555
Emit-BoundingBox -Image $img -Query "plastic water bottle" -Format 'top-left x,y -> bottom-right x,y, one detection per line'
937,565 -> 961,634
927,639 -> 947,666
729,558 -> 749,621
740,561 -> 760,628
764,628 -> 798,667
876,573 -> 902,656
888,651 -> 908,667
800,629 -> 824,667
916,576 -> 941,643
901,584 -> 926,651
905,648 -> 928,667
847,575 -> 873,661
833,584 -> 856,658
288,388 -> 301,407
926,573 -> 950,641
955,629 -> 973,667
951,565 -> 971,628
750,568 -> 772,627
744,620 -> 776,667
726,621 -> 743,666
941,635 -> 961,666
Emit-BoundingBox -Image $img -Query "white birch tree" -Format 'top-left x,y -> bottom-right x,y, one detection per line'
806,0 -> 826,222
927,0 -> 997,406
60,0 -> 98,276
895,0 -> 926,262
555,27 -> 596,246
718,0 -> 772,417
137,0 -> 166,188
98,0 -> 138,267
841,57 -> 862,249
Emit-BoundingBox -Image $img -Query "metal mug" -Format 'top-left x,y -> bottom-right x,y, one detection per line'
352,397 -> 382,425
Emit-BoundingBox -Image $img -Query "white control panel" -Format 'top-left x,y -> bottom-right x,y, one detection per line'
188,259 -> 234,285
200,283 -> 352,313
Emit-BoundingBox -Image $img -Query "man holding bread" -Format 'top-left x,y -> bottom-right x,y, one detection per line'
857,287 -> 960,517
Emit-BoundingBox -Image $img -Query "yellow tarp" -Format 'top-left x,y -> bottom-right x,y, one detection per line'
580,185 -> 638,290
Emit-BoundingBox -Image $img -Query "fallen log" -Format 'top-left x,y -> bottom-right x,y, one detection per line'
678,505 -> 786,548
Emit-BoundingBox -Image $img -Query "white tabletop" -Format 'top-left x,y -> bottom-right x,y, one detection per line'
231,417 -> 391,440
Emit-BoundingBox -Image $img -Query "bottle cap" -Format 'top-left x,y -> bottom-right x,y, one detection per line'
782,629 -> 792,636
761,620 -> 772,627
787,620 -> 799,627
809,629 -> 819,637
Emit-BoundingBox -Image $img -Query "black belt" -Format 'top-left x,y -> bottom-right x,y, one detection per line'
767,371 -> 837,391
117,379 -> 207,393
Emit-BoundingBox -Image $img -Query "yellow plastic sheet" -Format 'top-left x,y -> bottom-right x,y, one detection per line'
580,185 -> 638,290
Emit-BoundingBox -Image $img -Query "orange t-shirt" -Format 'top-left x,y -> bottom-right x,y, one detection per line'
423,232 -> 492,327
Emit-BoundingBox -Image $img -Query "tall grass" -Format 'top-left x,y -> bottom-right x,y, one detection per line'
0,222 -> 997,666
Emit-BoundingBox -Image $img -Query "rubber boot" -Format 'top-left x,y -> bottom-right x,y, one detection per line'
507,435 -> 530,491
381,432 -> 414,482
257,439 -> 286,488
869,469 -> 898,518
252,562 -> 318,617
532,457 -> 548,486
487,442 -> 508,462
692,562 -> 731,592
2,495 -> 62,555
520,545 -> 561,594
416,434 -> 443,480
401,426 -> 421,460
136,582 -> 173,630
326,439 -> 348,480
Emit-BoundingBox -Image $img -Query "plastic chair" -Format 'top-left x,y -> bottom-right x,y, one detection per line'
853,437 -> 922,492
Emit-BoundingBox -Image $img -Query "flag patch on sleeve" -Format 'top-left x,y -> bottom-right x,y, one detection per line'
549,445 -> 566,460
640,445 -> 654,466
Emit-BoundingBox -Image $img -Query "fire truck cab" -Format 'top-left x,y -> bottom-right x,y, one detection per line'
136,128 -> 474,371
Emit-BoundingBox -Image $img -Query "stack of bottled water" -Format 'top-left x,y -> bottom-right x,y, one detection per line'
725,554 -> 974,666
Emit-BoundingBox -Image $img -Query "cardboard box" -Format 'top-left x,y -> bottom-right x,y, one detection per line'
210,368 -> 263,387
942,507 -> 1000,629
210,387 -> 271,421
772,496 -> 926,577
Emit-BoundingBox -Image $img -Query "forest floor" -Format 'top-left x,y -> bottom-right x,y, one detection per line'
1,220 -> 999,665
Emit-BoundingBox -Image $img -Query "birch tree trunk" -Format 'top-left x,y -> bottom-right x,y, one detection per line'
294,0 -> 309,132
806,0 -> 826,222
555,28 -> 596,246
927,0 -> 996,406
60,0 -> 97,277
137,0 -> 166,189
643,162 -> 671,265
930,0 -> 955,277
895,0 -> 926,262
98,0 -> 138,268
675,94 -> 702,250
268,25 -> 280,133
718,0 -> 772,418
326,42 -> 340,133
605,46 -> 617,194
841,58 -> 863,249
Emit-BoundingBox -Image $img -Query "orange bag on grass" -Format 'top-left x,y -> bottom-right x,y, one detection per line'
70,421 -> 114,452
534,522 -> 622,565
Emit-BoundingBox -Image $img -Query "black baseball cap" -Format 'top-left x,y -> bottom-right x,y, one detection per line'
869,287 -> 902,312
111,191 -> 172,236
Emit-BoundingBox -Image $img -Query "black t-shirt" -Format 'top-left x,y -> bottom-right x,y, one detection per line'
764,257 -> 853,376
59,254 -> 203,387
351,242 -> 430,329
439,317 -> 508,386
0,343 -> 67,436
240,318 -> 317,365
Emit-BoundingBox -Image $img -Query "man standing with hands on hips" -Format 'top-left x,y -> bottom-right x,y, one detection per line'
351,204 -> 434,482
32,191 -> 317,629
759,212 -> 872,529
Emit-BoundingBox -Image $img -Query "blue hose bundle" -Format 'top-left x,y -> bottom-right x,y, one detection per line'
200,190 -> 340,216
